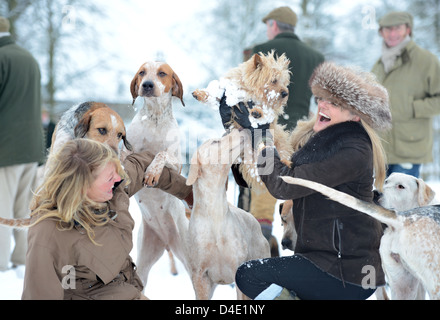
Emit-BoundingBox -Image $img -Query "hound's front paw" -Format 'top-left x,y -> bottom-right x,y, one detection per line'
144,165 -> 163,187
192,89 -> 210,103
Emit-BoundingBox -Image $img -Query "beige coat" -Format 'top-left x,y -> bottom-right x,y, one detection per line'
22,151 -> 188,300
372,40 -> 440,164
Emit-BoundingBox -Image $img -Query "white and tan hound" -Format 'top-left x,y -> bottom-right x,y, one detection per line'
186,129 -> 270,299
125,61 -> 189,289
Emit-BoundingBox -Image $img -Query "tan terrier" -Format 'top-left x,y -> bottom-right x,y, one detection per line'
192,50 -> 293,191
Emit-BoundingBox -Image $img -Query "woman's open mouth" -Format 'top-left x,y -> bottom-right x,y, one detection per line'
319,112 -> 331,122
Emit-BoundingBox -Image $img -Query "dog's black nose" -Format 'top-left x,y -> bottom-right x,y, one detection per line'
281,238 -> 292,250
142,81 -> 154,91
281,91 -> 288,98
373,190 -> 383,205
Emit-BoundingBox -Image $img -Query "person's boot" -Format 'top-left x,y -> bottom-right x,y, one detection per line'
255,284 -> 300,300
274,288 -> 300,300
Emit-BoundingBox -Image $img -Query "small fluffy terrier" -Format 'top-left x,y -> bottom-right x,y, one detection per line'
192,50 -> 293,190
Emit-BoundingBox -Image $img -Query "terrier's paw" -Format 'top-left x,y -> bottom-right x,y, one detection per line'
192,89 -> 210,103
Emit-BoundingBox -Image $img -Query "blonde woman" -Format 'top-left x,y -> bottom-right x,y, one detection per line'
224,62 -> 391,300
21,139 -> 190,300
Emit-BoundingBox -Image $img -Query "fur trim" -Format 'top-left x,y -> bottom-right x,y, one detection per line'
310,62 -> 391,131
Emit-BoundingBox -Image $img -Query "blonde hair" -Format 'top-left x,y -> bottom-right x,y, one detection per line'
289,115 -> 387,191
361,119 -> 387,191
30,139 -> 129,245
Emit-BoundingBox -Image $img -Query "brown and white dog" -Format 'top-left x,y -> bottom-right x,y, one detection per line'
0,101 -> 132,228
50,101 -> 131,155
124,61 -> 189,289
281,175 -> 440,300
186,128 -> 270,299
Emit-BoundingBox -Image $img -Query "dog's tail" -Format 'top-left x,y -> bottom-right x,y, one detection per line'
0,217 -> 31,229
280,177 -> 401,228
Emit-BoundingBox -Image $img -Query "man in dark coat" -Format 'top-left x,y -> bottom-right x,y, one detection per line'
252,6 -> 325,131
0,16 -> 45,271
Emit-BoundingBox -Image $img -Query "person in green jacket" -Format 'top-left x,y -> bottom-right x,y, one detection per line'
0,16 -> 45,271
253,6 -> 325,132
372,11 -> 440,178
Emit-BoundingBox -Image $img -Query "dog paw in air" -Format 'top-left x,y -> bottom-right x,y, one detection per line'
251,108 -> 263,119
192,90 -> 209,103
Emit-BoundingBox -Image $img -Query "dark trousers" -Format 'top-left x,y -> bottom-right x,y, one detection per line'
235,255 -> 375,300
387,164 -> 421,178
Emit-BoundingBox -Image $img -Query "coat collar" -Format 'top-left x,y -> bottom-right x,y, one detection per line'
274,32 -> 300,41
0,35 -> 14,48
291,121 -> 369,166
377,40 -> 415,74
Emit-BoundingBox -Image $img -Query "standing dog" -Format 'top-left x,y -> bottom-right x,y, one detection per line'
186,129 -> 270,299
125,61 -> 189,288
280,175 -> 440,300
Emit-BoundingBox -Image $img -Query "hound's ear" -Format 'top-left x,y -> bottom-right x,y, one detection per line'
74,111 -> 92,138
417,178 -> 436,206
130,74 -> 139,106
186,164 -> 199,185
122,134 -> 133,151
186,152 -> 200,185
172,72 -> 185,107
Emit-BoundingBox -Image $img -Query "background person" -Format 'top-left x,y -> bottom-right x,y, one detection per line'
0,16 -> 45,271
253,6 -> 325,131
371,11 -> 440,178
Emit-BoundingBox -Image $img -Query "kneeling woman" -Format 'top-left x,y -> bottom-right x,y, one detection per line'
231,62 -> 391,300
22,139 -> 191,300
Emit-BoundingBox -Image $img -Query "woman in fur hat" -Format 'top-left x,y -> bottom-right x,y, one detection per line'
223,61 -> 391,300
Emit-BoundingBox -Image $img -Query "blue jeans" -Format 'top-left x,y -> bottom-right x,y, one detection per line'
387,164 -> 421,178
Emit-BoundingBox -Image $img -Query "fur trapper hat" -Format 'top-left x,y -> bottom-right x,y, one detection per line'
309,62 -> 391,131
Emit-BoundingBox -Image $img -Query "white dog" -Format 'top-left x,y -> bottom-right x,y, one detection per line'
378,172 -> 438,211
186,129 -> 270,299
124,61 -> 189,289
